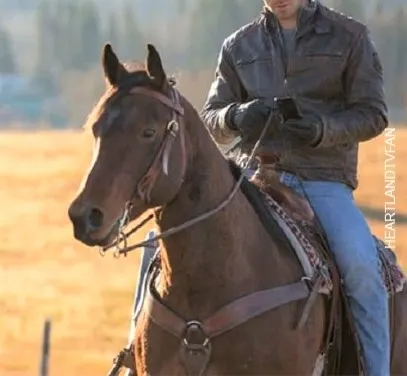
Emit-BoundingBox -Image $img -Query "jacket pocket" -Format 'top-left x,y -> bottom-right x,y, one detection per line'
301,32 -> 347,63
297,47 -> 346,98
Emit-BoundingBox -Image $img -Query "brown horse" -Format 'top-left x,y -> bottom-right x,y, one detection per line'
68,43 -> 407,375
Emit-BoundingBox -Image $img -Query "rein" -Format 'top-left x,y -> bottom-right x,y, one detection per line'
100,82 -> 276,257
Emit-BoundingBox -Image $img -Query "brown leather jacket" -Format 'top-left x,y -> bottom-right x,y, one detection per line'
200,1 -> 388,189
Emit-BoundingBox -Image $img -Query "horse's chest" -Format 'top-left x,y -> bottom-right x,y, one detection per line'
133,314 -> 266,376
134,315 -> 184,375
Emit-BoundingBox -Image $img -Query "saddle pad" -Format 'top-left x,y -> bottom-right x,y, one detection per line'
260,189 -> 406,295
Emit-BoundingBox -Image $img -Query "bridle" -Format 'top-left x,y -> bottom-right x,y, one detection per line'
132,86 -> 187,204
100,79 -> 275,257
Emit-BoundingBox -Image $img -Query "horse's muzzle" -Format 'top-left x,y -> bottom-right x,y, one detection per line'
68,203 -> 107,246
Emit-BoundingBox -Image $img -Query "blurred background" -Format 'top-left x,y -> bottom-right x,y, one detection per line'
0,0 -> 406,127
0,0 -> 406,375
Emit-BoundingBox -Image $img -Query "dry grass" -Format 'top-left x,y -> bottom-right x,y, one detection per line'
0,128 -> 406,375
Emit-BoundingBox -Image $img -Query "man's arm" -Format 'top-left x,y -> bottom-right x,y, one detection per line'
200,41 -> 246,144
315,26 -> 388,149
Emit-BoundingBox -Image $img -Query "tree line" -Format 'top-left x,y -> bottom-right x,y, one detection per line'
0,0 -> 406,125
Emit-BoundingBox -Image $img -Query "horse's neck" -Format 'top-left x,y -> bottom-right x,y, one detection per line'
154,101 -> 300,318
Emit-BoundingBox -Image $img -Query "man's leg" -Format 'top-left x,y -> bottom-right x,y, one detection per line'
279,172 -> 390,376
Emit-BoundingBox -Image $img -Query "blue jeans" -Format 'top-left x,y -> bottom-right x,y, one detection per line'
277,171 -> 390,376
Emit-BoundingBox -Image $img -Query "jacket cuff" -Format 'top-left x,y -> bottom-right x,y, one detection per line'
218,103 -> 241,141
311,115 -> 328,148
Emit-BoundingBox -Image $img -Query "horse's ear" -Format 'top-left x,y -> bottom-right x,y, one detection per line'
102,43 -> 127,86
146,44 -> 167,89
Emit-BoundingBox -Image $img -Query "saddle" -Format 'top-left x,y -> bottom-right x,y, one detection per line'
247,160 -> 405,375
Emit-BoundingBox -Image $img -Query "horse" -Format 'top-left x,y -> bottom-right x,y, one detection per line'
68,43 -> 407,375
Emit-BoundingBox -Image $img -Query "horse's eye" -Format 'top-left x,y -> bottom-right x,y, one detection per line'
142,127 -> 156,138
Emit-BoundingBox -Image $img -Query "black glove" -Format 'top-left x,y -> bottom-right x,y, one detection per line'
226,99 -> 272,141
282,115 -> 323,147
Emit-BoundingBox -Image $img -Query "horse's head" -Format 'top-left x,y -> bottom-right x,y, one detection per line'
68,44 -> 188,247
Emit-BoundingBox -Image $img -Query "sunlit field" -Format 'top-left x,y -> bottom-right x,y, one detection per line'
0,128 -> 406,375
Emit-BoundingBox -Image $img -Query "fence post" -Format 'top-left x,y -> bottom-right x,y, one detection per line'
39,318 -> 51,376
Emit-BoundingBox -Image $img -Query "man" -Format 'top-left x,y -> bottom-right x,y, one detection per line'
200,1 -> 389,375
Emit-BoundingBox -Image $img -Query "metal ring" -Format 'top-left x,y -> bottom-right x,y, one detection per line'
182,321 -> 210,347
186,320 -> 203,329
118,231 -> 128,250
167,120 -> 179,134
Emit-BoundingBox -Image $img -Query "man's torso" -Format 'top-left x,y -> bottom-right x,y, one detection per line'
224,2 -> 366,188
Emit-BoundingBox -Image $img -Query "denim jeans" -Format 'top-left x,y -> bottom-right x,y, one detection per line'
276,171 -> 390,376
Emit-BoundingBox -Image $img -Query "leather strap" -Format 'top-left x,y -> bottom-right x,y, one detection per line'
131,86 -> 186,204
144,274 -> 310,340
136,121 -> 180,203
203,280 -> 309,338
130,86 -> 184,115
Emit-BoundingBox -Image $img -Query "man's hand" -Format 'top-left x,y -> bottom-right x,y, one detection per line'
226,99 -> 272,141
282,115 -> 323,147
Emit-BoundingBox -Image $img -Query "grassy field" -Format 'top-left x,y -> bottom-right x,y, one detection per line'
0,128 -> 406,375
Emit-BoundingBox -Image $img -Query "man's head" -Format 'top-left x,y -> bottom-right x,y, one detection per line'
263,0 -> 306,21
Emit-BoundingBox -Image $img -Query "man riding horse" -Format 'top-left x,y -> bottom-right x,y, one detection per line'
201,1 -> 389,375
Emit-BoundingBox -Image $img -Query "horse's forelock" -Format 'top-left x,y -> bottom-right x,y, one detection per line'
122,60 -> 146,73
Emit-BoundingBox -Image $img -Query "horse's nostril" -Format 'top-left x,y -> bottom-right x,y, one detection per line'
88,208 -> 104,229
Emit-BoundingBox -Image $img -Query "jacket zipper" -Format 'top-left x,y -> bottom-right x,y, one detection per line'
278,8 -> 303,97
276,26 -> 289,97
